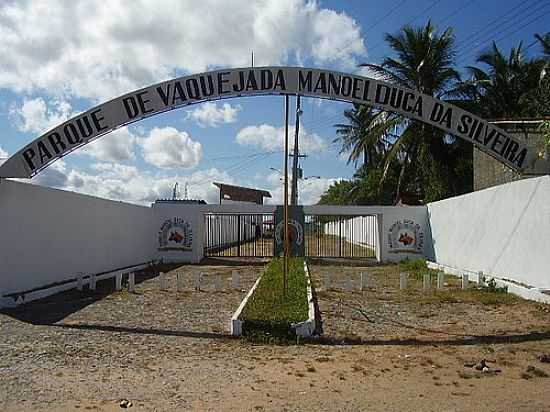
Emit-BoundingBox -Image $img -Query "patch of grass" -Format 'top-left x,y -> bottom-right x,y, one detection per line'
399,258 -> 438,280
242,257 -> 308,339
479,278 -> 508,294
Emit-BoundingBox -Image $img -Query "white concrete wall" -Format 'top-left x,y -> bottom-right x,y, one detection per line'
0,179 -> 156,295
324,215 -> 378,248
427,175 -> 550,290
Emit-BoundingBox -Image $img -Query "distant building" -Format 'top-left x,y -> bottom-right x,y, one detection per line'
154,199 -> 207,205
474,117 -> 549,191
213,182 -> 271,205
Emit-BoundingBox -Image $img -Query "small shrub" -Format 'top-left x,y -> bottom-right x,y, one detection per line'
479,278 -> 508,294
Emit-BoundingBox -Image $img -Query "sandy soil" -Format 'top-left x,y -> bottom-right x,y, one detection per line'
1,259 -> 549,411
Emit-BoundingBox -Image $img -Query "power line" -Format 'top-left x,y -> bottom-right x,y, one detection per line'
438,0 -> 477,25
459,6 -> 550,62
454,0 -> 544,53
364,0 -> 408,35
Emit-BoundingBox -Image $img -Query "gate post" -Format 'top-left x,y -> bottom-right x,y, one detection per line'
237,214 -> 241,258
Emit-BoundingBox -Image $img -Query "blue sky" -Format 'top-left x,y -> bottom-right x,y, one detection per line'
0,0 -> 548,205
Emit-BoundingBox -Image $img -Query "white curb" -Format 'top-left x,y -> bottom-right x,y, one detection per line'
291,261 -> 316,338
230,275 -> 262,336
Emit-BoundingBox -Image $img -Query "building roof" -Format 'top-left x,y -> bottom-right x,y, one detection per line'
213,182 -> 272,198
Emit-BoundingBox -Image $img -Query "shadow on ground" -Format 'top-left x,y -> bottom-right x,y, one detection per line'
0,263 -> 183,325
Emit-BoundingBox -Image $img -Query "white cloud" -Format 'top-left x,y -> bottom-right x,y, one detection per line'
30,161 -> 234,205
187,102 -> 241,127
0,146 -> 9,165
140,127 -> 202,169
80,127 -> 137,162
236,123 -> 328,154
0,1 -> 365,101
266,176 -> 340,205
9,97 -> 73,134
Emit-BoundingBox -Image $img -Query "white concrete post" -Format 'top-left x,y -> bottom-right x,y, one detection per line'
128,272 -> 135,292
344,275 -> 354,293
176,272 -> 184,292
115,273 -> 122,291
159,272 -> 167,291
76,273 -> 83,291
437,272 -> 445,289
400,272 -> 408,290
477,271 -> 485,286
195,272 -> 202,291
323,273 -> 331,290
214,274 -> 223,291
90,273 -> 96,291
423,273 -> 431,290
360,272 -> 369,291
462,273 -> 469,290
231,271 -> 240,290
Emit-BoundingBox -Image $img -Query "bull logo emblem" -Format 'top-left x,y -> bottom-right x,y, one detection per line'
398,232 -> 414,246
169,231 -> 184,243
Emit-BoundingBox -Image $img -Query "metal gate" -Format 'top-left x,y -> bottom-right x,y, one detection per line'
204,213 -> 274,257
304,214 -> 378,259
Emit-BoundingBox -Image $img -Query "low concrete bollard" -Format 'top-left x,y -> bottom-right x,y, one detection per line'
231,271 -> 240,290
214,274 -> 223,291
344,275 -> 354,293
195,272 -> 203,291
400,272 -> 408,290
77,273 -> 83,291
323,273 -> 331,290
423,273 -> 431,290
437,272 -> 445,289
90,273 -> 96,291
462,273 -> 469,290
115,273 -> 122,291
159,272 -> 167,291
477,271 -> 485,286
128,272 -> 135,292
176,272 -> 184,292
360,272 -> 369,291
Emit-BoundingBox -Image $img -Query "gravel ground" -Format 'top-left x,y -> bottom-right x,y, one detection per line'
1,259 -> 549,411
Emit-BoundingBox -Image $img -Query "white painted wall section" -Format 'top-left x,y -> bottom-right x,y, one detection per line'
427,175 -> 550,290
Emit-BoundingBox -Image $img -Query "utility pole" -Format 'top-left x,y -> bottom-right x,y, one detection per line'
283,94 -> 290,296
290,95 -> 302,205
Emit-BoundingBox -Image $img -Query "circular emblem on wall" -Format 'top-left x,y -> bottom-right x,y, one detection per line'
274,219 -> 304,246
158,217 -> 193,251
388,219 -> 424,254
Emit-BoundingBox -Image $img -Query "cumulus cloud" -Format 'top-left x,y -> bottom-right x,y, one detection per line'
0,0 -> 365,101
266,175 -> 340,205
80,127 -> 137,162
140,127 -> 202,169
187,102 -> 241,127
30,161 -> 234,205
9,97 -> 73,134
236,123 -> 328,154
0,146 -> 9,165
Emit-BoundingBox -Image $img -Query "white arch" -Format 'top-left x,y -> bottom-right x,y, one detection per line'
0,66 -> 537,178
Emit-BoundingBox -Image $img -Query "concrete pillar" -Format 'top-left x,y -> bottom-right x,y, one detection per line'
400,272 -> 408,290
437,272 -> 445,289
231,271 -> 240,290
477,271 -> 485,286
115,273 -> 122,291
76,273 -> 83,291
462,274 -> 469,290
128,272 -> 135,292
323,273 -> 331,290
423,273 -> 431,290
360,272 -> 369,291
90,273 -> 96,291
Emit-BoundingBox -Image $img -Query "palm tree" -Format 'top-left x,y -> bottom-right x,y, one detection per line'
358,21 -> 463,202
333,104 -> 397,168
535,32 -> 550,59
461,42 -> 546,119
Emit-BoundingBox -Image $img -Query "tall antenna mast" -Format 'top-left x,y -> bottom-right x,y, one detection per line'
251,50 -> 254,67
172,182 -> 179,200
184,182 -> 189,200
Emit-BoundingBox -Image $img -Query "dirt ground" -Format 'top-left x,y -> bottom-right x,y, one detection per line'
1,259 -> 550,411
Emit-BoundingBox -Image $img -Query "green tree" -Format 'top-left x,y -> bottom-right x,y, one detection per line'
359,20 -> 468,202
333,104 -> 397,168
535,32 -> 550,59
460,42 -> 547,118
